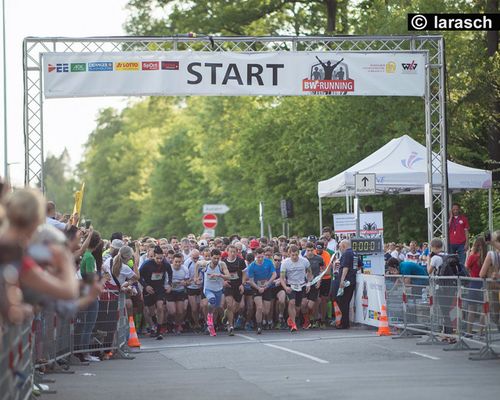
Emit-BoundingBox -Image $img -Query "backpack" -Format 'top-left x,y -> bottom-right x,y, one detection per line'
437,254 -> 468,286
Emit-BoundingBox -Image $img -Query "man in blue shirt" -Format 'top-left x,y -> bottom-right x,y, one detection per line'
247,248 -> 276,334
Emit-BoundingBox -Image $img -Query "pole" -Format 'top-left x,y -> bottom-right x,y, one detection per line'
259,201 -> 264,238
318,196 -> 323,236
2,0 -> 7,180
355,195 -> 360,237
488,188 -> 493,236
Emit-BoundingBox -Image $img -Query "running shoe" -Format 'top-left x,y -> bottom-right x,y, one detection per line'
287,317 -> 293,328
235,316 -> 243,330
156,334 -> 164,340
257,326 -> 262,335
228,326 -> 234,336
311,320 -> 320,329
290,324 -> 298,333
302,315 -> 311,330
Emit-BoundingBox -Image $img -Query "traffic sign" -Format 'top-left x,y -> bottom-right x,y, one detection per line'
203,204 -> 230,214
203,228 -> 215,238
355,173 -> 376,195
202,214 -> 218,229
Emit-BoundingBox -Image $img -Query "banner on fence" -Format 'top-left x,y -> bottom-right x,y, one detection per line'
354,274 -> 386,327
42,51 -> 426,98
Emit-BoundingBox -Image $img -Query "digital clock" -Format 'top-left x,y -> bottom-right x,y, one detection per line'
351,237 -> 383,254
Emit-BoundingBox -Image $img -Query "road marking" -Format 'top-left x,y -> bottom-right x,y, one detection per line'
235,333 -> 258,341
410,351 -> 440,360
264,343 -> 329,364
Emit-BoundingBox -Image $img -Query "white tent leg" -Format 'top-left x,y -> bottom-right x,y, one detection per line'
319,197 -> 323,235
345,190 -> 349,213
489,188 -> 493,235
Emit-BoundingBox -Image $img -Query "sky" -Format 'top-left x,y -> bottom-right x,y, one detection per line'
1,0 -> 130,185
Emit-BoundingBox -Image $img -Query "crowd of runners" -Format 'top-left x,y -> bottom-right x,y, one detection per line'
101,229 -> 353,339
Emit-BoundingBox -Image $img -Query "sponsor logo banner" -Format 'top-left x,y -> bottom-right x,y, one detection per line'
142,61 -> 159,71
115,61 -> 140,71
71,63 -> 86,72
42,51 -> 426,98
88,62 -> 113,72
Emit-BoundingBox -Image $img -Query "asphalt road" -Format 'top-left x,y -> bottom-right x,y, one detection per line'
45,327 -> 500,400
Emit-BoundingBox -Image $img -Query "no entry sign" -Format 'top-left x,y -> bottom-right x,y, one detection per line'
202,214 -> 218,229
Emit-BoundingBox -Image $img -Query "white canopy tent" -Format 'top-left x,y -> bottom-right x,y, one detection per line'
317,135 -> 494,237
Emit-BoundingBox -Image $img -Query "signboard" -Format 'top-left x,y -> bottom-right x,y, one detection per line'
203,204 -> 230,214
42,51 -> 426,98
333,212 -> 383,237
355,173 -> 376,195
203,228 -> 215,238
202,214 -> 218,229
354,274 -> 386,328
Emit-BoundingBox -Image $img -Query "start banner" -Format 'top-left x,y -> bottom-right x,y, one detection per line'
42,51 -> 426,98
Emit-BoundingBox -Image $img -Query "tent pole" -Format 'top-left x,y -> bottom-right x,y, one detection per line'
489,188 -> 493,236
318,197 -> 323,236
345,190 -> 349,213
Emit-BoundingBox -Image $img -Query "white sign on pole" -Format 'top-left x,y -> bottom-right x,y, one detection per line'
42,52 -> 426,98
203,204 -> 230,214
203,228 -> 215,238
354,274 -> 386,328
424,183 -> 431,209
333,212 -> 384,237
355,173 -> 376,195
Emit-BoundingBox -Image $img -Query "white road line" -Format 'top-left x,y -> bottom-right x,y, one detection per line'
410,351 -> 440,360
235,333 -> 258,341
264,343 -> 329,364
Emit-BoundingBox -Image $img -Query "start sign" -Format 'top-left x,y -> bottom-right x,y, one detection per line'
202,214 -> 218,229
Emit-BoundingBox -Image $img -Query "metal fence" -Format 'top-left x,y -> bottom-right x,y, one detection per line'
386,275 -> 500,360
1,291 -> 131,399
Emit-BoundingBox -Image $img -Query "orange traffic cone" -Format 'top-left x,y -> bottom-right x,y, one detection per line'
333,301 -> 342,327
128,316 -> 141,348
377,304 -> 392,336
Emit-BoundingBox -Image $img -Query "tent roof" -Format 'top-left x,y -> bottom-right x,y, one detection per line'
318,135 -> 492,198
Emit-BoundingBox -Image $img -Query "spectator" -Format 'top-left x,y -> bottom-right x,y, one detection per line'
46,200 -> 75,231
404,241 -> 421,263
464,236 -> 487,335
449,203 -> 469,266
479,230 -> 500,328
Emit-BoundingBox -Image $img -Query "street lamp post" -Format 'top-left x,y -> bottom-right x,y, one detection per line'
2,0 -> 7,181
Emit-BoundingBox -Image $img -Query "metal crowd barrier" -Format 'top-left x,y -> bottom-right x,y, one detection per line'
386,275 -> 500,360
1,291 -> 131,399
0,319 -> 34,400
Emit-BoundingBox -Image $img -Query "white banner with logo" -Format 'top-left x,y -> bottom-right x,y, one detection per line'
333,211 -> 384,237
42,51 -> 426,98
354,274 -> 385,327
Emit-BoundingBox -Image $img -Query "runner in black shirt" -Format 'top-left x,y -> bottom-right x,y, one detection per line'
139,246 -> 172,340
223,245 -> 246,336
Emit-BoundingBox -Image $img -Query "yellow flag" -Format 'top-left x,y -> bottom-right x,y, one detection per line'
72,182 -> 85,216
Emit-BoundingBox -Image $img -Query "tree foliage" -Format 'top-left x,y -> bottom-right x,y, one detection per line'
76,0 -> 499,241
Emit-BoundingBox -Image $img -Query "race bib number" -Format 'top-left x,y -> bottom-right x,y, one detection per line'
229,272 -> 239,280
151,272 -> 163,281
207,273 -> 219,281
291,283 -> 303,292
172,281 -> 182,289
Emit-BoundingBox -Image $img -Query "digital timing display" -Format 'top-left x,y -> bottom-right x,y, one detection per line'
351,238 -> 383,254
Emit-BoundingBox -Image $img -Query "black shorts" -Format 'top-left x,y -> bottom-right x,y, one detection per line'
166,290 -> 187,302
244,286 -> 254,297
253,287 -> 274,301
307,285 -> 320,301
319,278 -> 332,297
143,288 -> 165,307
224,283 -> 243,303
187,287 -> 202,296
273,285 -> 285,298
287,287 -> 305,307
